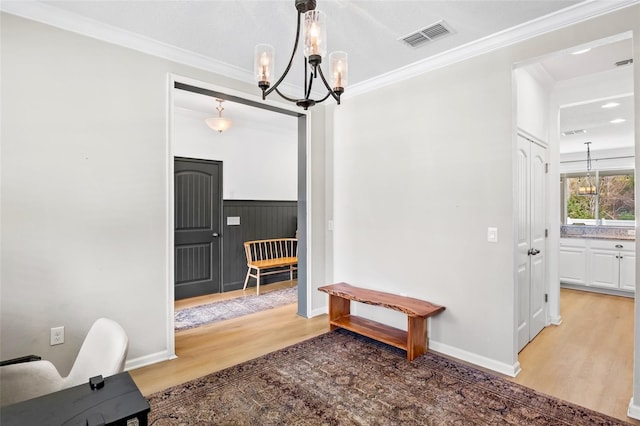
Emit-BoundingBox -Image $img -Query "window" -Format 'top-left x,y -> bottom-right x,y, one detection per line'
598,173 -> 635,220
564,170 -> 635,225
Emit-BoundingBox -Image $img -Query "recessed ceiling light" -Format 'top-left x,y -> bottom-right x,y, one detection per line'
571,48 -> 591,55
601,102 -> 620,109
610,118 -> 626,124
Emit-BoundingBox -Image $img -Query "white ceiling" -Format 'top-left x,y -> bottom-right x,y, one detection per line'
560,94 -> 634,153
174,89 -> 298,135
533,37 -> 635,154
3,0 -> 635,147
26,0 -> 588,91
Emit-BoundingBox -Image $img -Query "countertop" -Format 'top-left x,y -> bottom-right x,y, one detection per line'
560,225 -> 635,241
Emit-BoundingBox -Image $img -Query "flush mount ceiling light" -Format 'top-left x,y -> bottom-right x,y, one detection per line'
601,102 -> 620,109
610,118 -> 626,124
578,142 -> 597,196
254,0 -> 348,110
205,99 -> 232,133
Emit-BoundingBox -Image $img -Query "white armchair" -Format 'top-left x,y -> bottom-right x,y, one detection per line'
0,317 -> 129,406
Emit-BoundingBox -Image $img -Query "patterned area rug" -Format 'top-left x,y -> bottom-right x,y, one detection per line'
174,286 -> 297,331
148,329 -> 632,425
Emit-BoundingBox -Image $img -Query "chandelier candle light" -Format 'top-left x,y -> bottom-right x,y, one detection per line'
205,98 -> 233,133
254,0 -> 348,110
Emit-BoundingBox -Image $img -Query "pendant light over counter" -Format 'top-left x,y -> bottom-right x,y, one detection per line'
578,141 -> 597,196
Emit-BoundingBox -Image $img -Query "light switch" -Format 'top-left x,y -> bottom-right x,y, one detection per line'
488,227 -> 498,243
227,216 -> 240,226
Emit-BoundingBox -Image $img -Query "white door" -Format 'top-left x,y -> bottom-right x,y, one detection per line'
516,134 -> 547,352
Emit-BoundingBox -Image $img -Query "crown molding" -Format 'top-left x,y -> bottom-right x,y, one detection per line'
347,0 -> 640,98
2,0 -> 638,101
0,1 -> 300,97
0,1 -> 251,80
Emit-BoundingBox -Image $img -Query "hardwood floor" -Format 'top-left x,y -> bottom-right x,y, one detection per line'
130,285 -> 638,424
130,280 -> 329,395
511,288 -> 638,424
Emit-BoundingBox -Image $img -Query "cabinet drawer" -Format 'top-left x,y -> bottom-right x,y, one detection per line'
560,238 -> 587,248
589,239 -> 631,250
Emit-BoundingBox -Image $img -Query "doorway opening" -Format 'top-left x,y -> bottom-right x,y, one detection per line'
167,76 -> 308,356
513,31 -> 636,414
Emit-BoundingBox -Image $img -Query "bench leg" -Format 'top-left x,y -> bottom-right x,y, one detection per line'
289,265 -> 293,281
328,295 -> 350,331
243,268 -> 251,291
406,316 -> 427,361
256,270 -> 260,295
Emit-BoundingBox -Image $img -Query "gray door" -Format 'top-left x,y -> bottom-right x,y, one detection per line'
174,158 -> 222,300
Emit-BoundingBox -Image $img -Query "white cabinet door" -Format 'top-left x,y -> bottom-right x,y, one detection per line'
619,250 -> 636,291
589,248 -> 619,289
559,247 -> 587,284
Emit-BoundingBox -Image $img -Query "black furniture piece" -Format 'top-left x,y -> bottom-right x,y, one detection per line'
1,371 -> 150,426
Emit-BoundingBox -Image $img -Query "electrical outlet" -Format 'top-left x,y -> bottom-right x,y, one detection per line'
50,326 -> 64,346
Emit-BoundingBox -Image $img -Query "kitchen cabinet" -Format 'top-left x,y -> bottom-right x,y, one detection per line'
618,249 -> 636,291
560,238 -> 635,293
559,238 -> 587,285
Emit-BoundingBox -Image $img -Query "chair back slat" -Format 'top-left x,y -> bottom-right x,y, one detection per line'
244,238 -> 298,263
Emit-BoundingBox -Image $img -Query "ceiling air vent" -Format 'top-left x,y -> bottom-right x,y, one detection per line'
562,129 -> 587,136
615,58 -> 633,67
400,21 -> 453,48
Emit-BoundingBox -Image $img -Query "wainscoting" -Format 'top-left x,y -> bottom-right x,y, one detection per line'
222,200 -> 297,292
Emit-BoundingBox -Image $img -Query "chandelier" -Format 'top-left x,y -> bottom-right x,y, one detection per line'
578,142 -> 597,195
254,0 -> 348,110
205,99 -> 233,133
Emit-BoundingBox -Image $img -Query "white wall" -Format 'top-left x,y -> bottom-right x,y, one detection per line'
515,65 -> 552,142
0,13 -> 328,373
334,51 -> 517,373
174,107 -> 298,201
331,4 -> 640,378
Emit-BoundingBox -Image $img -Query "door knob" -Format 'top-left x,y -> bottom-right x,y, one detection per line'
212,232 -> 220,237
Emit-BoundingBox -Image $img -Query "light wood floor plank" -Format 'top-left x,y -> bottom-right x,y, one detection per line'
510,288 -> 637,424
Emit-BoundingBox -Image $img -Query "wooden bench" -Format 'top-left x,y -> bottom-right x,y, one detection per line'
318,282 -> 445,361
243,238 -> 298,295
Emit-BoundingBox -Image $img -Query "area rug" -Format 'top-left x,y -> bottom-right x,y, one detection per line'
147,329 -> 632,425
174,285 -> 297,331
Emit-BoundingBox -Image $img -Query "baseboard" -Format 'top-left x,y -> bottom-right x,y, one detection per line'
550,315 -> 562,325
309,306 -> 328,318
124,350 -> 176,371
628,397 -> 640,420
560,283 -> 634,298
429,340 -> 521,377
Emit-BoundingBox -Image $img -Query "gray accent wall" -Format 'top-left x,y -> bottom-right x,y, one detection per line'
222,200 -> 297,291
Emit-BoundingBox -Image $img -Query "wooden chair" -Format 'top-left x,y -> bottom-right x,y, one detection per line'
243,238 -> 298,295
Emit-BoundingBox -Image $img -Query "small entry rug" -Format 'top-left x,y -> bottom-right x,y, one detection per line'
148,329 -> 632,425
174,285 -> 297,331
